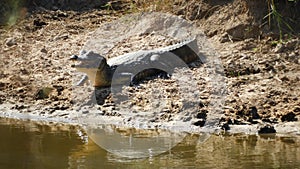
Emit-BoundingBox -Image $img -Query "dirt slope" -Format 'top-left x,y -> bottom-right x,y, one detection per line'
0,0 -> 299,133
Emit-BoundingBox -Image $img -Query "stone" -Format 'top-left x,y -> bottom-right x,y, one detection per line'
258,125 -> 276,134
5,38 -> 17,47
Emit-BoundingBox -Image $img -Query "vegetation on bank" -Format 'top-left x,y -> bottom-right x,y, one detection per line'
265,0 -> 298,40
0,0 -> 299,40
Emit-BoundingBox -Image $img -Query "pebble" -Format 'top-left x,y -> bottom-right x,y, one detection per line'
273,43 -> 284,53
281,112 -> 297,122
258,125 -> 276,134
41,48 -> 48,53
193,119 -> 206,127
5,38 -> 17,47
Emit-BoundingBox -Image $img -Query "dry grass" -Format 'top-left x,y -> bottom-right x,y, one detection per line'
124,0 -> 176,13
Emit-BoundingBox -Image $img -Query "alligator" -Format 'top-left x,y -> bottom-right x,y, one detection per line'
70,37 -> 202,88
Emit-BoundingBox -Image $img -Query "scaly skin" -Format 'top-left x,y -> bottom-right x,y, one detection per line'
70,37 -> 201,87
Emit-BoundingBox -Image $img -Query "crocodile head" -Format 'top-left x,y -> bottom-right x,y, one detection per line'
70,50 -> 108,69
70,50 -> 112,87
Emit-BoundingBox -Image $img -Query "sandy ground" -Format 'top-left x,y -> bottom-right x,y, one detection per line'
0,0 -> 299,134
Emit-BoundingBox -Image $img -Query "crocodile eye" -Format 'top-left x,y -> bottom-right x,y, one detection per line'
70,55 -> 78,60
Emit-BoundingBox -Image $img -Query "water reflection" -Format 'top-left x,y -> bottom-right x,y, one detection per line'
0,118 -> 299,169
0,118 -> 84,169
86,124 -> 187,158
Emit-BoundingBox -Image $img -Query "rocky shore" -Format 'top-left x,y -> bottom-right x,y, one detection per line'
0,0 -> 299,135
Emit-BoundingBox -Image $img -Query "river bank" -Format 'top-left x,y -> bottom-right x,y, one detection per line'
0,0 -> 299,135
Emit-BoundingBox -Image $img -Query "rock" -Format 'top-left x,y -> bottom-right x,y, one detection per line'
33,19 -> 47,27
281,112 -> 297,122
12,104 -> 26,110
219,33 -> 230,43
262,117 -> 278,124
41,48 -> 48,53
258,125 -> 276,134
294,106 -> 300,113
226,24 -> 260,41
198,101 -> 205,108
273,43 -> 285,53
220,122 -> 230,131
193,119 -> 206,127
196,110 -> 207,119
56,10 -> 68,17
54,34 -> 68,41
280,76 -> 289,81
5,38 -> 17,46
249,106 -> 260,119
53,85 -> 64,95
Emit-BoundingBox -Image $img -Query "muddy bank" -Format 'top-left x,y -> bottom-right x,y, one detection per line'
1,102 -> 300,136
0,0 -> 299,135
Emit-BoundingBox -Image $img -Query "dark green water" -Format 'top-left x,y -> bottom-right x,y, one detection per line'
0,118 -> 299,169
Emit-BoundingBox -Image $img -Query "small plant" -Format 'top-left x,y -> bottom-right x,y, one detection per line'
102,2 -> 114,11
271,40 -> 280,46
35,87 -> 54,100
130,0 -> 174,12
265,0 -> 295,41
128,1 -> 140,13
1,0 -> 24,26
